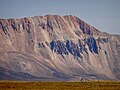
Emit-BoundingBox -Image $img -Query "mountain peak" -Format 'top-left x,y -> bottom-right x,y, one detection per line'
0,14 -> 120,81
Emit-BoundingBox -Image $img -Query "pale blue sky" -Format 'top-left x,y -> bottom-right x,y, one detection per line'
0,0 -> 120,34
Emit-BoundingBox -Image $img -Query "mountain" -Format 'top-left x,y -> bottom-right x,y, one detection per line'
0,15 -> 120,81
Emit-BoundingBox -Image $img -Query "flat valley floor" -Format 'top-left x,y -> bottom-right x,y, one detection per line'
0,81 -> 120,90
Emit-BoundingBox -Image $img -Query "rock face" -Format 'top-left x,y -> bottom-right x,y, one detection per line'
0,15 -> 120,81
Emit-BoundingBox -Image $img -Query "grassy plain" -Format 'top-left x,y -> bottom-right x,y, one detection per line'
0,80 -> 120,90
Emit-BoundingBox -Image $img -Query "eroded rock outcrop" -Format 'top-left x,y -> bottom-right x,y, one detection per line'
0,15 -> 120,81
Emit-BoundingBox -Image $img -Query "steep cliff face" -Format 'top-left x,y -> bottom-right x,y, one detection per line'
0,15 -> 120,81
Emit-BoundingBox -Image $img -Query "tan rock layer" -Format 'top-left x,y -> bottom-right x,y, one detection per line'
0,15 -> 120,81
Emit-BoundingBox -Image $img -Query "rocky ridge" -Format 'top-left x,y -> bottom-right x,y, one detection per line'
0,15 -> 120,81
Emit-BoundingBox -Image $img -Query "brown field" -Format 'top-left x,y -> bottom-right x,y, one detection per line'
0,81 -> 120,90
